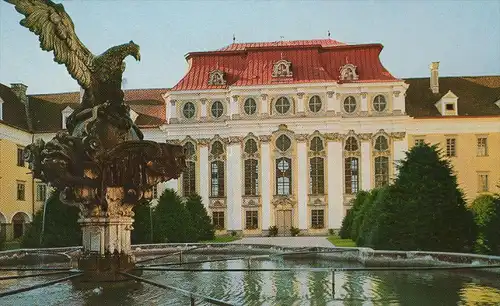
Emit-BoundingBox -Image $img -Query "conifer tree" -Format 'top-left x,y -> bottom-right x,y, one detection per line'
185,194 -> 215,241
153,189 -> 194,243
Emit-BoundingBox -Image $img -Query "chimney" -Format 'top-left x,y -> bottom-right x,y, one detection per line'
430,62 -> 440,94
10,83 -> 28,105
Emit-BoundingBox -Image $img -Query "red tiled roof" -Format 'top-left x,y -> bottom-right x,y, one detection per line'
217,39 -> 346,51
172,39 -> 398,91
28,88 -> 169,131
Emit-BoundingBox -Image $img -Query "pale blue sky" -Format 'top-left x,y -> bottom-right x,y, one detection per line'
0,0 -> 499,94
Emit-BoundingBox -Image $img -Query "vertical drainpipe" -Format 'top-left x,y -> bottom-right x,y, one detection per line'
31,133 -> 35,221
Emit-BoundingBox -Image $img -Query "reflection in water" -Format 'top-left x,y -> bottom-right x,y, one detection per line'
1,255 -> 500,305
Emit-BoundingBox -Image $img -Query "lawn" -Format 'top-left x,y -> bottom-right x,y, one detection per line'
327,235 -> 356,247
201,235 -> 241,243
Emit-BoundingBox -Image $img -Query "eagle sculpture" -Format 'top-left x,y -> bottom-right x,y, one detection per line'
6,0 -> 141,132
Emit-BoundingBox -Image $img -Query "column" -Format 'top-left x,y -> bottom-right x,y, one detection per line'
297,92 -> 305,114
260,94 -> 268,116
391,132 -> 408,177
259,136 -> 272,229
198,140 -> 209,210
227,137 -> 243,231
327,134 -> 343,229
296,135 -> 308,230
360,134 -> 372,191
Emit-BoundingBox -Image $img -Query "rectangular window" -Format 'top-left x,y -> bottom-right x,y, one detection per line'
374,156 -> 389,188
478,173 -> 489,192
446,138 -> 456,157
245,211 -> 259,230
183,161 -> 196,197
414,138 -> 425,146
212,211 -> 225,230
210,161 -> 225,197
36,183 -> 47,201
17,147 -> 24,167
309,157 -> 325,195
477,137 -> 488,157
244,159 -> 259,196
445,103 -> 455,111
344,157 -> 359,194
311,209 -> 324,229
17,182 -> 26,201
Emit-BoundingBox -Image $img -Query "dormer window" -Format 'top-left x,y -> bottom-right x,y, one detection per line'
434,90 -> 458,116
61,106 -> 73,129
272,59 -> 293,78
208,69 -> 226,86
339,63 -> 359,81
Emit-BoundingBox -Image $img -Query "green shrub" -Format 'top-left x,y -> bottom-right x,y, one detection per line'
153,189 -> 194,243
131,201 -> 154,244
22,191 -> 81,248
268,226 -> 278,237
356,188 -> 387,247
339,191 -> 369,239
367,144 -> 476,252
185,194 -> 215,241
470,194 -> 500,255
290,227 -> 300,237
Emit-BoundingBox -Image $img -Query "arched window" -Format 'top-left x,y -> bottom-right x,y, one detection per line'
344,157 -> 359,194
182,142 -> 196,197
345,137 -> 358,152
374,135 -> 389,151
276,134 -> 291,151
374,156 -> 389,187
244,138 -> 259,196
276,157 -> 292,195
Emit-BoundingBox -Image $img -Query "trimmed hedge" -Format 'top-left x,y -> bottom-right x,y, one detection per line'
470,194 -> 500,255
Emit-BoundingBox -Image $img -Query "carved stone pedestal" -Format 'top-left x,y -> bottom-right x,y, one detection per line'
77,187 -> 138,282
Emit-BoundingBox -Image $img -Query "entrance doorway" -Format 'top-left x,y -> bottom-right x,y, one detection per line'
12,212 -> 30,239
276,209 -> 292,236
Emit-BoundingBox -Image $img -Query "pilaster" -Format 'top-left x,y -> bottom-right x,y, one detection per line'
259,135 -> 272,230
260,94 -> 268,116
198,139 -> 209,209
360,91 -> 368,114
391,132 -> 407,178
360,133 -> 372,191
297,92 -> 305,115
200,99 -> 208,120
227,137 -> 243,230
169,100 -> 177,123
296,135 -> 308,230
326,134 -> 343,229
326,90 -> 337,114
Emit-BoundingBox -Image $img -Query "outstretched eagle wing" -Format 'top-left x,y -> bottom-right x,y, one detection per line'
6,0 -> 94,88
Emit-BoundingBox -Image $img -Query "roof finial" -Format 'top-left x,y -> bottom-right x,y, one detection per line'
232,34 -> 235,43
280,36 -> 284,41
327,30 -> 330,38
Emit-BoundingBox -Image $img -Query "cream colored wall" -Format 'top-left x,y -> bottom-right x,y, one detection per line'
0,138 -> 36,240
408,129 -> 500,202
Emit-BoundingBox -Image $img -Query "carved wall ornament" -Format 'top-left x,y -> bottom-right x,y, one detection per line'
327,91 -> 335,98
232,95 -> 239,102
297,92 -> 305,99
272,59 -> 293,78
390,132 -> 406,140
295,134 -> 309,142
170,100 -> 176,106
272,195 -> 295,208
260,94 -> 268,101
208,69 -> 226,86
197,138 -> 211,146
200,98 -> 207,105
393,91 -> 401,98
228,136 -> 243,145
336,93 -> 341,99
358,133 -> 373,141
258,135 -> 272,143
339,63 -> 359,81
166,139 -> 181,145
324,132 -> 342,141
361,92 -> 367,99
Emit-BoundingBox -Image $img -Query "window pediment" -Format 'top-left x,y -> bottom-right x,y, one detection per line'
208,69 -> 226,86
272,59 -> 293,78
339,63 -> 359,81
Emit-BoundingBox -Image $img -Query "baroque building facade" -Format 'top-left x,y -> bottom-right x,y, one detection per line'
1,38 -> 499,239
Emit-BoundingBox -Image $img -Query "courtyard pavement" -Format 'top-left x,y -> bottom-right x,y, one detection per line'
230,236 -> 334,248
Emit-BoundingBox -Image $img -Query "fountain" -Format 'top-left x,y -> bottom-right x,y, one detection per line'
7,0 -> 186,281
